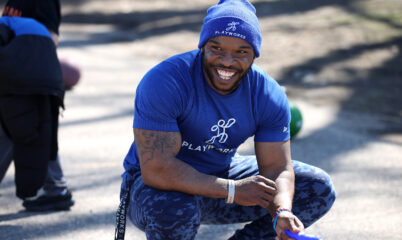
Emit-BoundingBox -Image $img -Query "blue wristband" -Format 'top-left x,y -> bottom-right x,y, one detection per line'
272,209 -> 292,232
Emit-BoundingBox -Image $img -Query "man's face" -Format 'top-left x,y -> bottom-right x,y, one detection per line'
202,36 -> 255,95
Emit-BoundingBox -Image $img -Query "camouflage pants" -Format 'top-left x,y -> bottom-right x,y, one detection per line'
126,157 -> 336,240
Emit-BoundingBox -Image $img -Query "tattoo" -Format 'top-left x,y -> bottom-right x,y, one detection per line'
134,129 -> 178,165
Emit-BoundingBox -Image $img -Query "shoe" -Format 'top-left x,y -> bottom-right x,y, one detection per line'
23,189 -> 74,211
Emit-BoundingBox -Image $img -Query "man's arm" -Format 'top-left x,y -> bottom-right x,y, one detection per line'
255,140 -> 293,212
134,128 -> 228,198
255,140 -> 304,239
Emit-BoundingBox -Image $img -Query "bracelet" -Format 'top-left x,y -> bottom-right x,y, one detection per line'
226,179 -> 235,204
272,208 -> 292,232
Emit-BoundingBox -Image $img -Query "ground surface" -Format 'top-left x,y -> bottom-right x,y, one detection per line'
0,0 -> 401,239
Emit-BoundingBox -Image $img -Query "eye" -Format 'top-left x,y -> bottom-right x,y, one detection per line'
233,50 -> 250,58
211,46 -> 222,51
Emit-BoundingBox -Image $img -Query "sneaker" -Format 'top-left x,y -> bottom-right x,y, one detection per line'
23,189 -> 74,211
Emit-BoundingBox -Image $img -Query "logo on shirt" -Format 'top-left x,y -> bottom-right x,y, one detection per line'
205,118 -> 236,144
226,21 -> 240,32
181,118 -> 237,154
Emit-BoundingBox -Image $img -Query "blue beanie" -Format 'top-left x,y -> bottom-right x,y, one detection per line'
198,0 -> 262,57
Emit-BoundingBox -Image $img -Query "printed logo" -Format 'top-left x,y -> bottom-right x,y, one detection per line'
226,21 -> 240,32
206,118 -> 236,144
214,21 -> 246,40
181,118 -> 237,154
283,127 -> 288,132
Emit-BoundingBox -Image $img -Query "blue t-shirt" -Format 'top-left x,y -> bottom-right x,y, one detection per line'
124,50 -> 290,175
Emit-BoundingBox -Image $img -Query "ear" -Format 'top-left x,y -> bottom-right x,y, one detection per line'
252,49 -> 257,59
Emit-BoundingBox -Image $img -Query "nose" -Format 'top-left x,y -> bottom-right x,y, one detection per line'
219,52 -> 235,66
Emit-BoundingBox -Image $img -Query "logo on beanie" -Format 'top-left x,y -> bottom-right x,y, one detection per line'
214,21 -> 246,40
226,21 -> 239,31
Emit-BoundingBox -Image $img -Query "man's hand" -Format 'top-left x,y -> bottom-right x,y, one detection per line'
274,211 -> 304,240
233,175 -> 277,208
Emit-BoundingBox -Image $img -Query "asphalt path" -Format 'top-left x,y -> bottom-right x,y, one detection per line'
1,21 -> 401,240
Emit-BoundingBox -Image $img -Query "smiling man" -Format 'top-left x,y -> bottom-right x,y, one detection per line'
116,1 -> 336,240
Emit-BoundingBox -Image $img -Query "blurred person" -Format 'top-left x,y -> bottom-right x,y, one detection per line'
116,0 -> 336,239
0,0 -> 74,211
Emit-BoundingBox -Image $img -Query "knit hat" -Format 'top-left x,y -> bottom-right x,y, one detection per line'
198,0 -> 262,57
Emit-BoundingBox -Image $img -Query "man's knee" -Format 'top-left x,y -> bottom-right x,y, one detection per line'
308,169 -> 336,214
131,186 -> 200,240
293,163 -> 336,227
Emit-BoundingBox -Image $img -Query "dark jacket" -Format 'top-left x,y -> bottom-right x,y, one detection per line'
0,16 -> 64,103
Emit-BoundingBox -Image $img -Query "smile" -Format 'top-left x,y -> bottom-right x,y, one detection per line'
216,69 -> 236,80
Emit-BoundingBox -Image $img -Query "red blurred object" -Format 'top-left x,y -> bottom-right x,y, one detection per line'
59,58 -> 81,90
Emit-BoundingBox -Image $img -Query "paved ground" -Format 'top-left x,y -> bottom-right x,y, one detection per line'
0,0 -> 401,239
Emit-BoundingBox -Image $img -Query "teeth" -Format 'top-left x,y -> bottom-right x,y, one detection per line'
217,69 -> 235,80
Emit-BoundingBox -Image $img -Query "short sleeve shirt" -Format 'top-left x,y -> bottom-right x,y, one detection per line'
124,50 -> 290,175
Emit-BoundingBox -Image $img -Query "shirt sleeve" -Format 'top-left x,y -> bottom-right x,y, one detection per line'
254,71 -> 291,142
133,61 -> 187,132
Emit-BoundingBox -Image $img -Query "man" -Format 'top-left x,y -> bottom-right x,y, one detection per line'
118,0 -> 336,239
0,0 -> 74,211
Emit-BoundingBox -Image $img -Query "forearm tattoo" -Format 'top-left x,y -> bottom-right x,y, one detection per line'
135,129 -> 179,165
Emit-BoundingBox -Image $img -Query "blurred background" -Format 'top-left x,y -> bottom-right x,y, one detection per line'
0,0 -> 401,239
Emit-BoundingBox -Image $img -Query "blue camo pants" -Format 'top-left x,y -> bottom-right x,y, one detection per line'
127,156 -> 336,240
